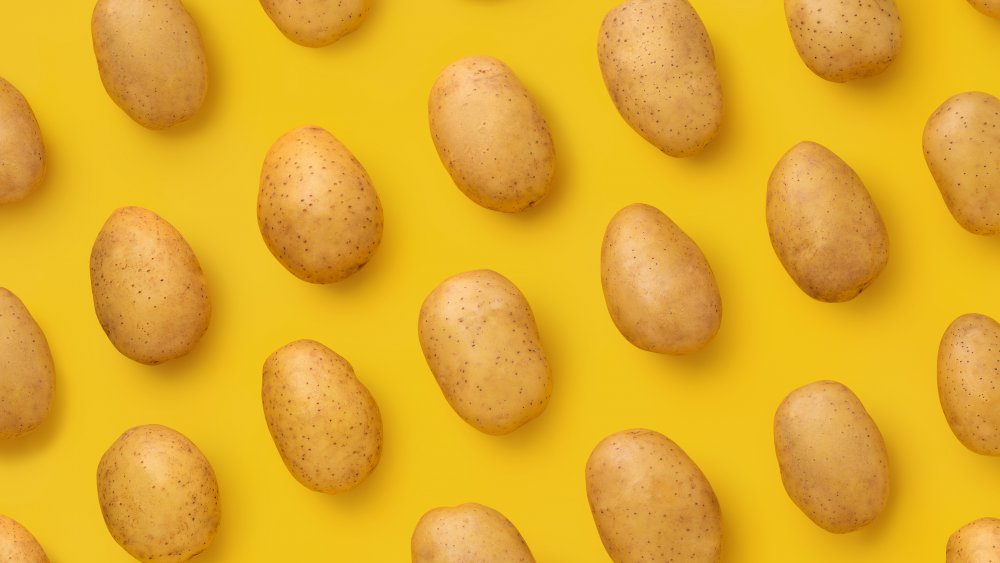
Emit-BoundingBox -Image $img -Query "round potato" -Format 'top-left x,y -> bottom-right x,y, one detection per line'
947,517 -> 1000,562
0,288 -> 54,438
260,0 -> 372,47
0,77 -> 44,204
262,339 -> 383,493
97,424 -> 220,562
938,313 -> 1000,455
411,503 -> 535,563
0,515 -> 48,562
967,0 -> 1000,18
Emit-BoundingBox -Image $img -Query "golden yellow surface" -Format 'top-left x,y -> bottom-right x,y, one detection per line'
1,1 -> 999,561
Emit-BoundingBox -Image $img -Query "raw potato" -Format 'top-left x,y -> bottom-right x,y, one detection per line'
923,92 -> 1000,235
97,424 -> 220,562
938,313 -> 1000,455
0,515 -> 48,562
91,0 -> 208,129
411,503 -> 535,563
428,56 -> 555,212
784,0 -> 901,82
601,203 -> 721,355
260,0 -> 372,47
0,77 -> 44,203
90,206 -> 211,364
258,126 -> 383,283
773,380 -> 889,533
598,0 -> 722,157
418,270 -> 551,434
766,141 -> 889,302
947,518 -> 1000,562
262,339 -> 383,493
586,429 -> 722,563
0,289 -> 54,438
967,0 -> 1000,18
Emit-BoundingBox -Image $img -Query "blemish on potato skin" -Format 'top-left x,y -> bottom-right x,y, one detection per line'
0,515 -> 49,562
260,0 -> 371,47
938,313 -> 1000,455
947,517 -> 1000,562
411,503 -> 536,563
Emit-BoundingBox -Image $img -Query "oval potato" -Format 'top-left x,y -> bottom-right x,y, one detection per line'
262,339 -> 383,493
784,0 -> 901,82
774,380 -> 889,533
947,517 -> 1000,563
428,56 -> 555,212
90,206 -> 211,364
418,270 -> 551,435
586,428 -> 722,563
91,0 -> 208,129
0,289 -> 55,438
0,515 -> 48,562
0,77 -> 44,204
967,0 -> 1000,18
938,313 -> 1000,455
601,203 -> 721,355
766,141 -> 889,302
260,0 -> 372,47
411,503 -> 535,563
597,0 -> 723,157
258,126 -> 383,283
923,92 -> 1000,235
97,424 -> 220,562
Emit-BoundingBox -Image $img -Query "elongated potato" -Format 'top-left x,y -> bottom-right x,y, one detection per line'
0,289 -> 54,438
0,515 -> 48,562
260,0 -> 372,47
0,77 -> 44,204
938,313 -> 1000,455
947,517 -> 1000,562
411,503 -> 535,563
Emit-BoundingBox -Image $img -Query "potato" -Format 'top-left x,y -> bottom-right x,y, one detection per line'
598,0 -> 722,157
428,56 -> 555,213
90,206 -> 211,364
923,92 -> 1000,235
586,429 -> 722,563
0,77 -> 44,204
260,0 -> 371,47
967,0 -> 1000,18
418,270 -> 551,434
97,424 -> 220,562
411,503 -> 535,563
784,0 -> 900,82
947,518 -> 1000,562
0,289 -> 54,438
91,0 -> 208,129
766,141 -> 889,302
258,126 -> 383,283
938,313 -> 1000,455
262,339 -> 382,493
773,380 -> 889,533
601,203 -> 721,355
0,515 -> 48,562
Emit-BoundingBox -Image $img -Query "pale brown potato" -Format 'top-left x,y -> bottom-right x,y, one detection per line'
598,0 -> 722,157
260,0 -> 372,47
411,503 -> 535,563
90,206 -> 211,364
586,429 -> 722,563
923,92 -> 1000,235
938,313 -> 1000,455
766,141 -> 889,302
947,517 -> 1000,562
0,77 -> 44,203
601,203 -> 721,355
262,339 -> 382,493
784,0 -> 901,82
92,0 -> 208,129
258,126 -> 383,283
774,380 -> 889,533
0,289 -> 54,438
967,0 -> 1000,18
97,424 -> 220,562
0,515 -> 48,562
418,270 -> 551,435
428,56 -> 555,212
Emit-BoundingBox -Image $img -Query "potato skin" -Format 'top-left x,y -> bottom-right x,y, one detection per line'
766,141 -> 889,302
0,515 -> 48,562
784,0 -> 900,82
923,92 -> 1000,235
0,289 -> 54,438
97,424 -> 220,563
418,270 -> 551,435
0,77 -> 44,204
938,313 -> 1000,455
411,503 -> 536,563
428,56 -> 555,212
601,203 -> 721,355
91,0 -> 208,129
260,0 -> 372,47
598,0 -> 722,157
773,380 -> 889,533
947,518 -> 1000,563
90,206 -> 211,364
586,429 -> 722,563
258,126 -> 383,283
262,339 -> 383,494
967,0 -> 1000,18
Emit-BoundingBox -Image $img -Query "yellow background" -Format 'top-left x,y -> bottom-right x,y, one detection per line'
1,0 -> 999,561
